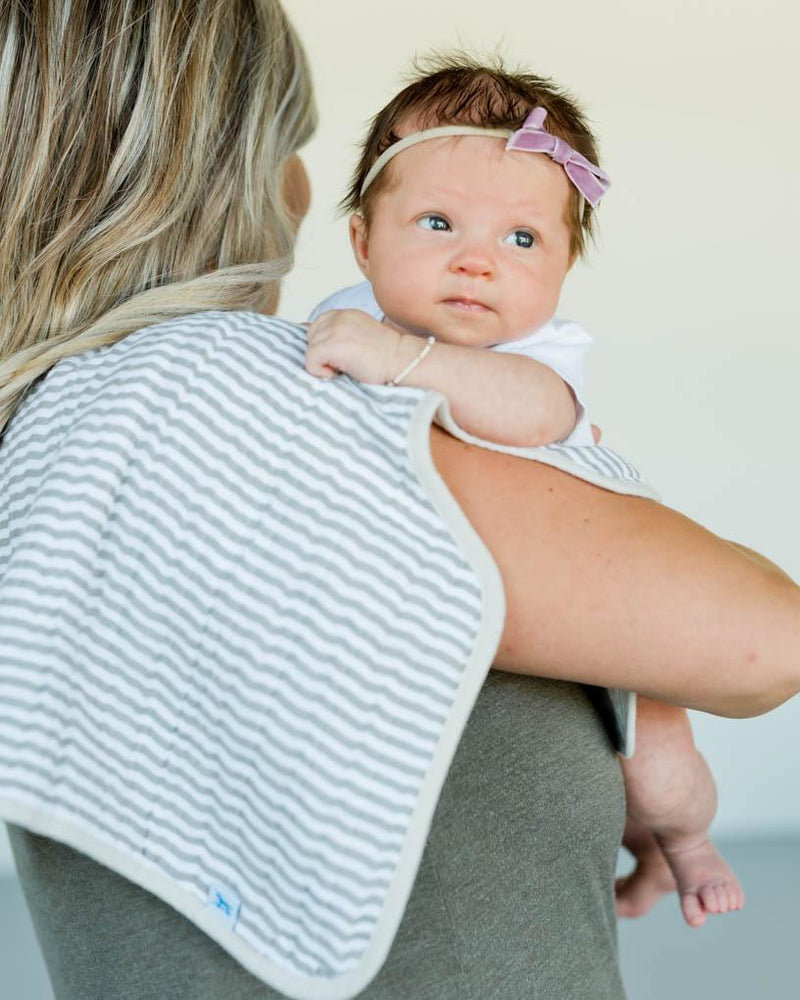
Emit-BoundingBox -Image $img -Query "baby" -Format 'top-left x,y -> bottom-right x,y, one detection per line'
304,55 -> 743,928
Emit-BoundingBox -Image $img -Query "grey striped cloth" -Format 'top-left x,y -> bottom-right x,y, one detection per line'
0,311 -> 656,999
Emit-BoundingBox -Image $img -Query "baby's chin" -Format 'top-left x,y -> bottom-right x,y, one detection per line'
382,312 -> 501,349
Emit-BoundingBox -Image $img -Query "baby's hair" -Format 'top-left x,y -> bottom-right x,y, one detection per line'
342,51 -> 603,260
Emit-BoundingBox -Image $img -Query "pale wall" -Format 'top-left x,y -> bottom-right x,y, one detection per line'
2,0 -> 798,877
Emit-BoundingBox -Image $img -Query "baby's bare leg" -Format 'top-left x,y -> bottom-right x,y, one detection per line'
619,697 -> 744,927
616,815 -> 677,918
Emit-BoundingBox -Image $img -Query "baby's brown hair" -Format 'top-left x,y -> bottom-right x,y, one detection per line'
341,52 -> 604,260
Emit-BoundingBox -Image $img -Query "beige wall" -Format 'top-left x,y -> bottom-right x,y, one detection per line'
281,0 -> 800,837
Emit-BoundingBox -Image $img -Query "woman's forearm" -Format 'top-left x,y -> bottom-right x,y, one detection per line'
429,426 -> 800,718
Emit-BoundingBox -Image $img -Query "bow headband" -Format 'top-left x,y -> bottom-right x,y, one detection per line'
359,107 -> 611,210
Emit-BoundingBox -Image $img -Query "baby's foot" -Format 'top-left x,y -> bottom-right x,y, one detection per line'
657,834 -> 745,928
616,827 -> 677,919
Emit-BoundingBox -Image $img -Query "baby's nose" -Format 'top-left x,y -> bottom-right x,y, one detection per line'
450,246 -> 495,278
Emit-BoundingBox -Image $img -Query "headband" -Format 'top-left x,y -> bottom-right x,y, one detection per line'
359,106 -> 611,211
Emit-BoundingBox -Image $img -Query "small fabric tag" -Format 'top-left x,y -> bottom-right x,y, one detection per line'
206,882 -> 242,930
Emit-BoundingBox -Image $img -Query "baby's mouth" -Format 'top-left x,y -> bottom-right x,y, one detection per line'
443,298 -> 492,313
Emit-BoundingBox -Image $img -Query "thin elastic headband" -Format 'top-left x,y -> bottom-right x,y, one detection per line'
359,107 -> 611,212
359,125 -> 513,196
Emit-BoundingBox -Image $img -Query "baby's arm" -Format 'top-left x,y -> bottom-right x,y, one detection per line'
391,332 -> 577,447
304,309 -> 577,447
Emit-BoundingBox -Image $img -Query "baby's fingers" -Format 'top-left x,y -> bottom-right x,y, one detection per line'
304,346 -> 338,379
304,332 -> 337,377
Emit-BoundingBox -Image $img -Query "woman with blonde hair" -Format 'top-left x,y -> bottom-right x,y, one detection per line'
1,3 -> 797,999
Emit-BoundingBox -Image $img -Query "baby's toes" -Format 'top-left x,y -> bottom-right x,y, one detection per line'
728,881 -> 745,911
699,883 -> 726,914
717,885 -> 732,913
681,892 -> 706,928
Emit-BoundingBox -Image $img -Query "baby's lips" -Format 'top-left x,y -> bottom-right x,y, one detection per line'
442,297 -> 493,312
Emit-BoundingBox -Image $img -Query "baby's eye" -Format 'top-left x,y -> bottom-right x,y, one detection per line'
504,230 -> 536,249
417,214 -> 451,232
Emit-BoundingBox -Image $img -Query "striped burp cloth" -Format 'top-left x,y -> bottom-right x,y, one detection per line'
0,311 -> 656,999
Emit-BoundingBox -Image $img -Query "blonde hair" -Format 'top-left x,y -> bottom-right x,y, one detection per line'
0,0 -> 316,434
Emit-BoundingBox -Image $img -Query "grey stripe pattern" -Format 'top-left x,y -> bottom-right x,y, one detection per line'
0,312 -> 487,977
544,442 -> 644,481
0,310 -> 650,985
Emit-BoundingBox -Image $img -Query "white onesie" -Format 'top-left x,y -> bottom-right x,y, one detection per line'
309,281 -> 595,447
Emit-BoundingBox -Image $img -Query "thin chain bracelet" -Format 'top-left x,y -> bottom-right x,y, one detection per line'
385,335 -> 436,386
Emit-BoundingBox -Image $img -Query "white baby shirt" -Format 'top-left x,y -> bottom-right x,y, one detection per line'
309,281 -> 595,447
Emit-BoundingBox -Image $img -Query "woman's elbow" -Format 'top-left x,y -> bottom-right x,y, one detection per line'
719,582 -> 800,719
713,681 -> 798,720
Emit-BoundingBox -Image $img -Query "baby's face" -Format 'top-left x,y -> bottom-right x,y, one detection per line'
351,134 -> 576,347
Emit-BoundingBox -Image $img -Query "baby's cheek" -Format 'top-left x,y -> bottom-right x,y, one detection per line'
372,269 -> 430,329
511,272 -> 565,333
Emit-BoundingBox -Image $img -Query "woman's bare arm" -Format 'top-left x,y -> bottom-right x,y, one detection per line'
429,427 -> 800,719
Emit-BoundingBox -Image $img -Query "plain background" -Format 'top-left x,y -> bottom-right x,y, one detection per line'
1,0 -> 798,875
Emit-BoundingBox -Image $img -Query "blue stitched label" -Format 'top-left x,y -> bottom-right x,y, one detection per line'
206,882 -> 241,930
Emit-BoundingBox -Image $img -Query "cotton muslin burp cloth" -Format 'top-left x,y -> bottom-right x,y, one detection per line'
0,311 -> 656,999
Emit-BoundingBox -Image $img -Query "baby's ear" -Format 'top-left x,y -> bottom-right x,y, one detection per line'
349,214 -> 370,277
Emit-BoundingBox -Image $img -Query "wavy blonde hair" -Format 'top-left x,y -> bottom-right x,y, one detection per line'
0,0 -> 316,434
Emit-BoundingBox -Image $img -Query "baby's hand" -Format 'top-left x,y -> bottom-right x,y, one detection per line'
305,310 -> 402,385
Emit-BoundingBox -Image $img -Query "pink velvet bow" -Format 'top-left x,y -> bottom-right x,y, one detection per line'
506,107 -> 611,207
